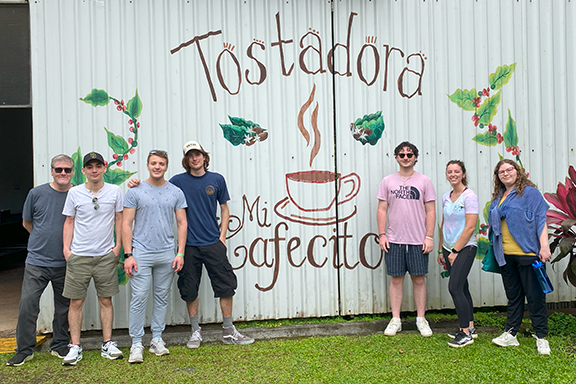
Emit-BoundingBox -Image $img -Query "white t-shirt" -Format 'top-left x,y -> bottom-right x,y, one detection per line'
63,183 -> 124,256
441,188 -> 479,250
376,172 -> 436,245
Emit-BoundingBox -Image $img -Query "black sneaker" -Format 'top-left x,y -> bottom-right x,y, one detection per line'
51,345 -> 70,359
448,331 -> 474,348
6,353 -> 34,367
448,326 -> 477,339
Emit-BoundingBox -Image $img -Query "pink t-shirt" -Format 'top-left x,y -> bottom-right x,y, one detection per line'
376,172 -> 436,245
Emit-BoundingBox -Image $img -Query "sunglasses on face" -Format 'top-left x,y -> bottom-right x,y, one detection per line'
53,167 -> 73,174
92,197 -> 100,211
397,153 -> 414,159
149,149 -> 168,155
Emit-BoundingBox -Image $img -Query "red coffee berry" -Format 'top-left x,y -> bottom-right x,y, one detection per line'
137,122 -> 140,128
128,119 -> 133,125
128,138 -> 133,144
116,161 -> 122,167
114,100 -> 119,105
130,148 -> 135,154
123,154 -> 129,160
129,127 -> 134,132
112,154 -> 119,159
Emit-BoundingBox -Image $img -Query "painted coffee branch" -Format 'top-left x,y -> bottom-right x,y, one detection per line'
28,0 -> 575,331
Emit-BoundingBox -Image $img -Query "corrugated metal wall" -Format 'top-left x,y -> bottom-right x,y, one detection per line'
29,0 -> 575,332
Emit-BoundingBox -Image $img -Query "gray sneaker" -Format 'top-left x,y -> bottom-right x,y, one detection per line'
492,330 -> 519,347
187,329 -> 202,349
448,331 -> 474,348
222,326 -> 254,345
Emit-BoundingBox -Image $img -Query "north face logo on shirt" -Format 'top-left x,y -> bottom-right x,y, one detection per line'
391,185 -> 420,200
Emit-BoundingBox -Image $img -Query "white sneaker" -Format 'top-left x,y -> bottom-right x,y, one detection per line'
187,329 -> 202,349
62,344 -> 82,366
384,318 -> 402,336
534,335 -> 551,355
101,340 -> 123,360
150,338 -> 169,356
492,330 -> 519,347
416,318 -> 433,337
222,326 -> 255,345
128,343 -> 144,364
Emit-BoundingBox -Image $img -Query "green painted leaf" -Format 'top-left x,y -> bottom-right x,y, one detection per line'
103,168 -> 136,185
229,116 -> 256,128
489,63 -> 517,91
71,147 -> 86,186
472,131 -> 498,146
483,201 -> 491,224
351,111 -> 385,146
220,124 -> 251,146
79,89 -> 110,106
126,89 -> 142,119
476,237 -> 491,260
498,153 -> 504,161
447,89 -> 478,111
503,109 -> 518,148
117,265 -> 128,285
477,91 -> 501,125
104,127 -> 129,154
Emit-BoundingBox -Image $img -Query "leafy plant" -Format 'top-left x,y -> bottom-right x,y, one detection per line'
544,165 -> 576,287
220,116 -> 268,146
350,111 -> 385,145
548,312 -> 576,337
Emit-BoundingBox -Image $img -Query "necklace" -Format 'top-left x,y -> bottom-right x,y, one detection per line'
399,171 -> 415,185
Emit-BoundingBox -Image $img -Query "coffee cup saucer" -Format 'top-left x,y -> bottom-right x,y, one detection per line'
273,196 -> 357,226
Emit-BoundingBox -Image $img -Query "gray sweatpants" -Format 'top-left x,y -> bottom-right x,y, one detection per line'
128,249 -> 176,345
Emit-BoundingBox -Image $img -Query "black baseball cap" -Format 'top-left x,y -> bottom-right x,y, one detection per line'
83,152 -> 105,167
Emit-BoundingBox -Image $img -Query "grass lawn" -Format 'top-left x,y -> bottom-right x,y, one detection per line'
1,331 -> 575,384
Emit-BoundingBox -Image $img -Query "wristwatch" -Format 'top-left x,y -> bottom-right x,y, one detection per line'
451,248 -> 460,255
124,253 -> 133,258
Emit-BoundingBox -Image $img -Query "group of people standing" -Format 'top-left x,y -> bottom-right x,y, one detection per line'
7,139 -> 553,367
7,141 -> 252,367
377,141 -> 551,355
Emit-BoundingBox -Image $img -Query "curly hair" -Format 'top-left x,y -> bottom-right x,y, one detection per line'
491,159 -> 535,200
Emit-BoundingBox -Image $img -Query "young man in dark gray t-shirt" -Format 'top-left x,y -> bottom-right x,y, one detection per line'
7,155 -> 74,367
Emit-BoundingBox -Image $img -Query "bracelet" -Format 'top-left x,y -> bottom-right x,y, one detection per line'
124,253 -> 133,258
379,233 -> 386,238
425,236 -> 434,240
176,253 -> 184,258
437,249 -> 443,254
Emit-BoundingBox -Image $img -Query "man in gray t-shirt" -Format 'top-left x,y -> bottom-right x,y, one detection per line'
7,155 -> 74,367
122,150 -> 187,363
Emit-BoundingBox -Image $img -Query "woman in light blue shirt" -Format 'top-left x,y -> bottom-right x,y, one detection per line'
437,160 -> 479,348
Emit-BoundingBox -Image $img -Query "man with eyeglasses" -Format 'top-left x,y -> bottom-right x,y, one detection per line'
61,152 -> 124,365
7,155 -> 74,367
376,141 -> 436,337
122,150 -> 187,363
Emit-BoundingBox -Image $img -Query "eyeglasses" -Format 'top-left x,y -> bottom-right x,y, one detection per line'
397,153 -> 414,159
53,167 -> 73,174
149,150 -> 168,155
498,167 -> 516,176
92,197 -> 100,211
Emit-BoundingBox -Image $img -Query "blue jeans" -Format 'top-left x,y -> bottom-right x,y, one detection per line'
16,264 -> 69,355
128,249 -> 176,344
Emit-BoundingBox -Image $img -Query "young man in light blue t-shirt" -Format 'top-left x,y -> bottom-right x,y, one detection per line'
122,150 -> 187,364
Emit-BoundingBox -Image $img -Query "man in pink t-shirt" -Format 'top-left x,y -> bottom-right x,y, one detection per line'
376,141 -> 436,337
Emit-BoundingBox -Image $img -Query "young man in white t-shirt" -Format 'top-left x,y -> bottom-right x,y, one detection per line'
376,142 -> 436,337
61,152 -> 124,365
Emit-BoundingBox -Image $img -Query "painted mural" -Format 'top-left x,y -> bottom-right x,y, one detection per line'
29,0 -> 576,329
448,63 -> 521,260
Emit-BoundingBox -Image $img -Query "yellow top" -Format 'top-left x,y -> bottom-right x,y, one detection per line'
499,195 -> 535,256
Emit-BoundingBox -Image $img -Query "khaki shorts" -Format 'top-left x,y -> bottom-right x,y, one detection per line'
63,251 -> 119,299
